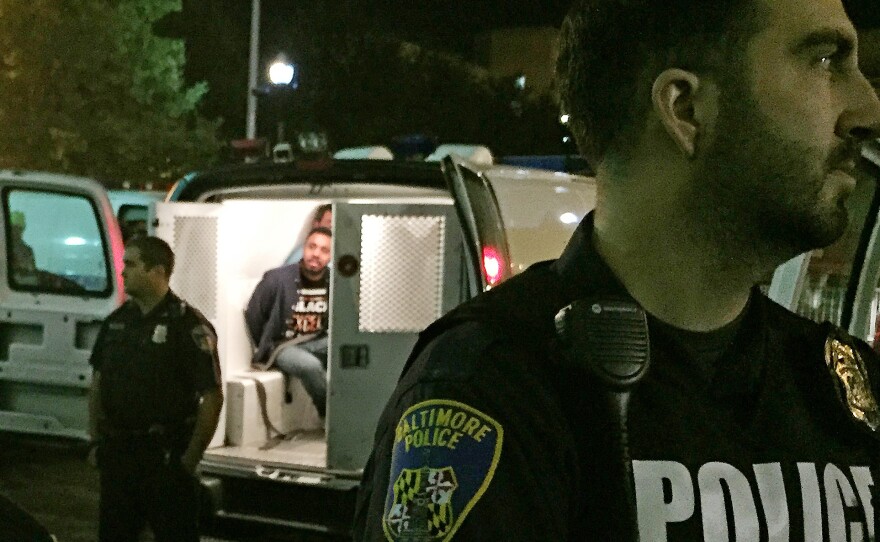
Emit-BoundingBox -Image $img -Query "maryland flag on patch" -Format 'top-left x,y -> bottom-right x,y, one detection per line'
383,400 -> 503,541
386,467 -> 458,538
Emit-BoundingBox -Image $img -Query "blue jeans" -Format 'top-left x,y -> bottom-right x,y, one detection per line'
274,337 -> 327,418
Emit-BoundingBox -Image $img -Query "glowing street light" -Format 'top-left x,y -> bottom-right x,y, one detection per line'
269,59 -> 296,86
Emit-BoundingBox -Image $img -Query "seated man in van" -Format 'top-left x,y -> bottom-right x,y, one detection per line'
312,203 -> 332,230
9,210 -> 37,285
245,227 -> 332,420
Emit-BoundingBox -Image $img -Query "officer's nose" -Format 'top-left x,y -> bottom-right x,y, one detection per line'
836,69 -> 880,143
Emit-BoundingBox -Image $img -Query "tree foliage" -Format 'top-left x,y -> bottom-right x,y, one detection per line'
0,0 -> 221,186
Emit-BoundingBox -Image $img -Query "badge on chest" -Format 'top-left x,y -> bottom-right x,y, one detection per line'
152,324 -> 167,344
824,328 -> 880,433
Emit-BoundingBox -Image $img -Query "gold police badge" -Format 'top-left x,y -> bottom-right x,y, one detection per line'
825,329 -> 880,432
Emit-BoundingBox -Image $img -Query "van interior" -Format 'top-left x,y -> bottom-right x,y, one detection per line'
190,199 -> 334,471
160,191 -> 469,479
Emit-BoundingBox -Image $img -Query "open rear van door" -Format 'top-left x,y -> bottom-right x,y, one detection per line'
0,171 -> 123,440
442,154 -> 596,289
328,201 -> 466,471
442,155 -> 510,291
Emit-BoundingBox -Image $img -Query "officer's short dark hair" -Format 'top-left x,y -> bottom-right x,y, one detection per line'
307,226 -> 332,241
126,236 -> 174,278
313,204 -> 332,224
556,0 -> 765,168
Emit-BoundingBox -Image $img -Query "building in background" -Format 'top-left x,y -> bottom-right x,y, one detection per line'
475,27 -> 559,95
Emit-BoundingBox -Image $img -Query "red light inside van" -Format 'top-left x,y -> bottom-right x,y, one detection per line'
482,246 -> 503,286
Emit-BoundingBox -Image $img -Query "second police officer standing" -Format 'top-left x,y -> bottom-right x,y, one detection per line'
88,236 -> 223,542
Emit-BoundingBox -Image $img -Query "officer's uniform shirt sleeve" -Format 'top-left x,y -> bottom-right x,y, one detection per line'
180,310 -> 221,392
354,322 -> 578,541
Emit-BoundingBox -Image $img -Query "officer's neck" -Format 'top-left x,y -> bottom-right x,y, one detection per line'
592,159 -> 759,332
132,285 -> 170,315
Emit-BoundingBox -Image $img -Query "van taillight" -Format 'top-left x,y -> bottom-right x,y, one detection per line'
482,246 -> 504,286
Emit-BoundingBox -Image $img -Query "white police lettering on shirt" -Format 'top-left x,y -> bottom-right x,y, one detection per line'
633,460 -> 874,541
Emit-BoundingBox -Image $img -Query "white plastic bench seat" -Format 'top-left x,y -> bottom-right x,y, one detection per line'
225,369 -> 322,447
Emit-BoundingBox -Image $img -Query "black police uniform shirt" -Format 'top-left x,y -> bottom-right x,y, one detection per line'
90,291 -> 221,432
354,214 -> 880,541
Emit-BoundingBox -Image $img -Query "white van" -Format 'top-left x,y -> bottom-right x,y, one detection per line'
154,155 -> 597,534
0,169 -> 124,440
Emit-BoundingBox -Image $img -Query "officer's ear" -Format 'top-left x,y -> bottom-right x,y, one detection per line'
651,69 -> 716,158
147,263 -> 169,280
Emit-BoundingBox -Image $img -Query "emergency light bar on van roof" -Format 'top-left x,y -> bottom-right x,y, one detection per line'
426,144 -> 494,165
333,146 -> 394,160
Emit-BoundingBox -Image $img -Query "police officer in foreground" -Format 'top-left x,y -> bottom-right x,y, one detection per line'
88,236 -> 222,542
354,0 -> 880,539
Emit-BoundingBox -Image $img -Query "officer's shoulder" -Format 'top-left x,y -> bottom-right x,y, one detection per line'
173,298 -> 214,329
105,300 -> 137,321
762,292 -> 880,374
403,320 -> 528,386
761,291 -> 824,337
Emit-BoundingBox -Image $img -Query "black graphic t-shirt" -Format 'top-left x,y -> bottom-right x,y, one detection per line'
285,272 -> 328,339
354,214 -> 880,541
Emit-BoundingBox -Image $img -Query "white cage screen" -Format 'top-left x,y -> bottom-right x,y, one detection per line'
171,216 -> 218,319
359,215 -> 446,332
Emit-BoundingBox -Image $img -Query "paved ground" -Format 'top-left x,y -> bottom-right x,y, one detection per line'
0,433 -> 98,542
0,432 -> 342,541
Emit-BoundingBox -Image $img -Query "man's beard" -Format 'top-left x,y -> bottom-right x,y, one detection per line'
684,84 -> 852,270
301,258 -> 327,279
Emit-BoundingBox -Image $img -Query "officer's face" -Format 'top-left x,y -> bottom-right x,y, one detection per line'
122,247 -> 158,299
686,0 -> 880,256
302,232 -> 331,275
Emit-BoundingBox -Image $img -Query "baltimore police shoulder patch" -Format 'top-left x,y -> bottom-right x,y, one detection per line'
382,399 -> 503,541
190,324 -> 217,354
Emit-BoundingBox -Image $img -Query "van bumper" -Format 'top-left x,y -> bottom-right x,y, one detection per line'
198,459 -> 360,536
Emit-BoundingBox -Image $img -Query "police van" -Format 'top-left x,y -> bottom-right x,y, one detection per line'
1,139 -> 879,536
151,149 -> 596,534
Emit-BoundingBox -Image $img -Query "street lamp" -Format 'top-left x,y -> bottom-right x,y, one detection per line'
269,59 -> 296,86
246,0 -> 261,140
265,57 -> 298,146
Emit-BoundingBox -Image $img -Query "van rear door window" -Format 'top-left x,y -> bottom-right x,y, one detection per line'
5,189 -> 111,296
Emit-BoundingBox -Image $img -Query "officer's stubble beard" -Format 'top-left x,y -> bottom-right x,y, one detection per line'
678,69 -> 852,284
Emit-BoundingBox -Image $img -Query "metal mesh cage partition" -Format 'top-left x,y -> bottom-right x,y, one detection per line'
358,215 -> 446,333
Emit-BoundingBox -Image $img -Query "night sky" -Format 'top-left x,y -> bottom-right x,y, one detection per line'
185,0 -> 575,139
183,0 -> 880,142
257,0 -> 573,58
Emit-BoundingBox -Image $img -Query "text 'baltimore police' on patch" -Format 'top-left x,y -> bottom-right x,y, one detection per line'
383,399 -> 504,541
